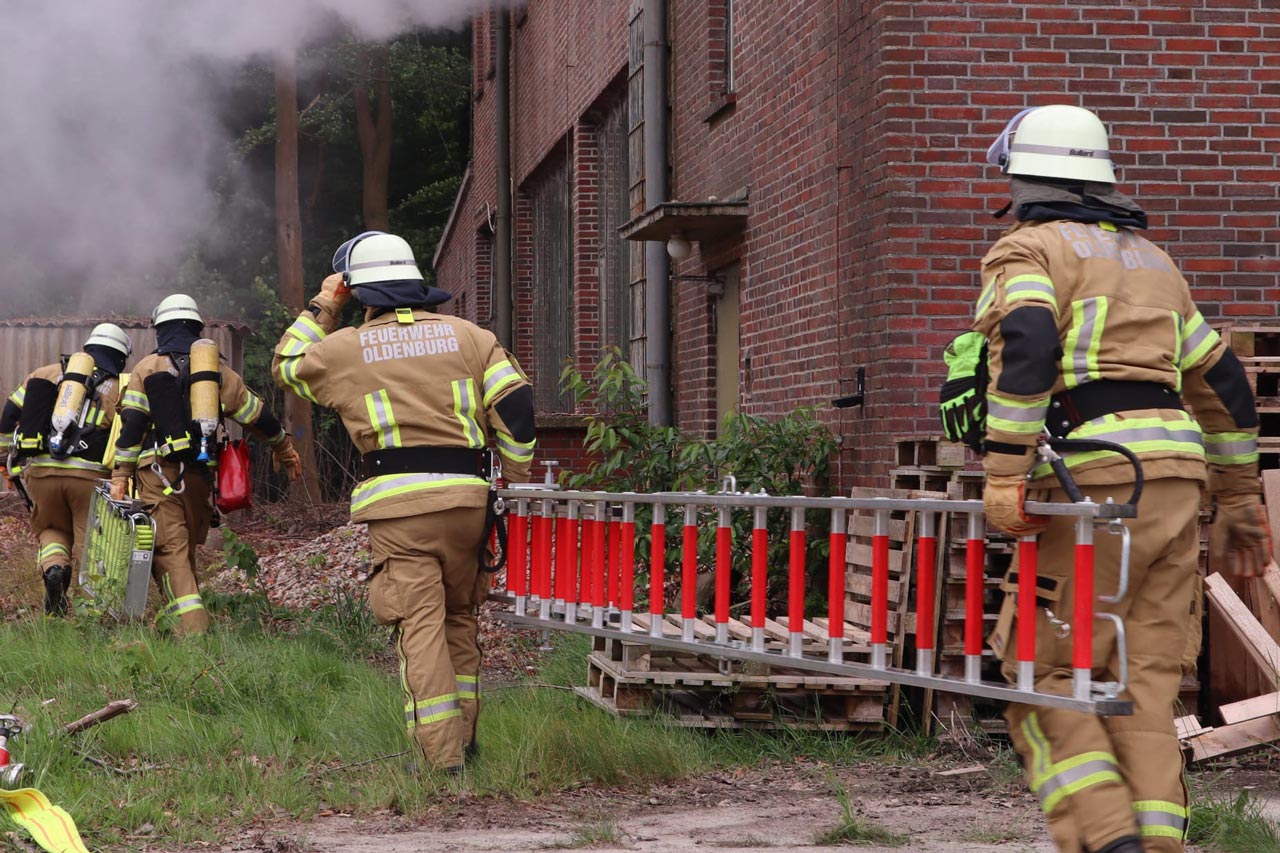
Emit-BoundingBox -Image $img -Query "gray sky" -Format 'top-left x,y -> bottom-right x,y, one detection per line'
0,0 -> 493,315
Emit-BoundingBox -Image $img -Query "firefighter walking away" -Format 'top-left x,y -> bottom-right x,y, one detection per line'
0,324 -> 132,615
271,231 -> 536,775
111,295 -> 302,635
947,104 -> 1272,853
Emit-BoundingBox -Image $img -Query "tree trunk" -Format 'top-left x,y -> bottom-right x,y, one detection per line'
274,51 -> 322,502
354,47 -> 393,232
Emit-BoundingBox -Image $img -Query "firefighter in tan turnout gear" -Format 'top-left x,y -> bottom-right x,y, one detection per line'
271,231 -> 536,773
0,324 -> 132,615
959,105 -> 1271,853
110,295 -> 302,634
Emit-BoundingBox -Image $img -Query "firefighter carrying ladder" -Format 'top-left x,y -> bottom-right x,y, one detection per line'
490,481 -> 1138,716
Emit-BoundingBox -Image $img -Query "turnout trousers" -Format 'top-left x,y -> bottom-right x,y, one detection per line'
24,472 -> 95,575
367,506 -> 487,771
138,462 -> 212,635
995,478 -> 1200,853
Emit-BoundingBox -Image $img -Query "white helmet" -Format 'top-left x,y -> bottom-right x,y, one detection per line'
84,323 -> 132,357
152,294 -> 203,327
986,104 -> 1116,184
333,232 -> 424,288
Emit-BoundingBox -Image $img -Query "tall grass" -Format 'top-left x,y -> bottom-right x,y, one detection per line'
0,611 -> 934,849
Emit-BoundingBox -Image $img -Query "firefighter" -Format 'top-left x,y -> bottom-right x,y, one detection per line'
0,324 -> 133,615
110,295 -> 302,635
270,231 -> 536,773
963,104 -> 1270,853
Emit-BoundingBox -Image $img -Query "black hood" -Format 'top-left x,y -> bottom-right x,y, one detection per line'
84,344 -> 126,376
352,278 -> 452,309
1009,176 -> 1148,229
154,319 -> 205,356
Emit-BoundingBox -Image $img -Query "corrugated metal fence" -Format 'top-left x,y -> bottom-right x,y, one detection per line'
0,318 -> 245,391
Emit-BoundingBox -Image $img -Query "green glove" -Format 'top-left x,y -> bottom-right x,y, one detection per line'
939,332 -> 988,451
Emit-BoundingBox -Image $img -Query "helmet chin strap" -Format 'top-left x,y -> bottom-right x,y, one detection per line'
992,200 -> 1013,219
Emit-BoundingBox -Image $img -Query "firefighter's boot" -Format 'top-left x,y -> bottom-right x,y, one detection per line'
42,564 -> 72,616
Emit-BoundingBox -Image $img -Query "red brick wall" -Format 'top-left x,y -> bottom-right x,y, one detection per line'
839,0 -> 1280,485
437,0 -> 1280,493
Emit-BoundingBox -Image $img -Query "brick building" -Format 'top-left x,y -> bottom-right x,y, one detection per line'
433,0 -> 1280,490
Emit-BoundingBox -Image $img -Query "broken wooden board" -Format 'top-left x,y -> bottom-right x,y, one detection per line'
1205,572 -> 1280,707
1175,714 -> 1211,740
1186,714 -> 1280,763
1219,691 -> 1280,726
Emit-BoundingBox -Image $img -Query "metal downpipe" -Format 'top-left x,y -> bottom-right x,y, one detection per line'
643,0 -> 672,425
494,8 -> 514,349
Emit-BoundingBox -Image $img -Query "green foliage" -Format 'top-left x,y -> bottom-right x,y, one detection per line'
559,351 -> 838,612
1189,786 -> 1280,852
814,776 -> 909,847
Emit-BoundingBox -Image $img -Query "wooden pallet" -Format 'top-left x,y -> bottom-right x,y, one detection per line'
844,486 -> 952,727
895,437 -> 967,470
889,468 -> 956,493
579,637 -> 888,731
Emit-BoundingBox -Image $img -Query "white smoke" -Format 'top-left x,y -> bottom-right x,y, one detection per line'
0,0 -> 495,314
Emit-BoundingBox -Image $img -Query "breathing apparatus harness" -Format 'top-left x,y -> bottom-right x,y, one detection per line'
143,349 -> 225,506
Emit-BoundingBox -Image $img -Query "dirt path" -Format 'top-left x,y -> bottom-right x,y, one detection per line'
218,764 -> 1061,853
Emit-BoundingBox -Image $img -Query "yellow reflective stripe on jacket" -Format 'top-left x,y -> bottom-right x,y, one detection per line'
351,473 -> 488,513
1133,800 -> 1189,840
163,594 -> 205,617
451,380 -> 484,448
496,431 -> 535,463
19,455 -> 109,475
287,313 -> 326,346
0,787 -> 91,853
456,675 -> 479,699
1032,413 -> 1204,478
8,386 -> 24,407
482,361 -> 523,407
122,388 -> 150,414
277,356 -> 318,404
231,393 -> 262,425
987,392 -> 1049,435
1005,274 -> 1057,314
364,389 -> 402,450
113,446 -> 140,465
39,543 -> 70,562
1022,714 -> 1121,814
1180,310 -> 1219,372
1062,297 -> 1109,389
1204,431 -> 1259,465
1169,310 -> 1184,392
404,693 -> 462,730
975,278 -> 997,321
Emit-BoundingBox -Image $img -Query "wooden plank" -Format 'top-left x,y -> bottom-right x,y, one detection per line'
847,544 -> 906,574
1220,692 -> 1280,726
1204,573 -> 1280,682
1252,562 -> 1280,642
849,514 -> 909,541
1175,715 -> 1211,740
1188,714 -> 1280,763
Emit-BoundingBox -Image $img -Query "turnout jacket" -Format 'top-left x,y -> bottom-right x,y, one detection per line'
0,364 -> 121,480
113,353 -> 286,477
975,218 -> 1259,495
271,305 -> 535,523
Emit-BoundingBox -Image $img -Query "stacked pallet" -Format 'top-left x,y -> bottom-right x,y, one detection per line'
1224,324 -> 1280,468
889,436 -> 984,500
844,485 -> 945,728
575,616 -> 888,730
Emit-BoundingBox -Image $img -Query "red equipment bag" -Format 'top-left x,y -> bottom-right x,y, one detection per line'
215,440 -> 252,513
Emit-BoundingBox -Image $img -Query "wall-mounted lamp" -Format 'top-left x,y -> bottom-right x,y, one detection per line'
666,233 -> 693,261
